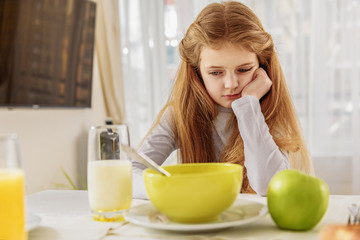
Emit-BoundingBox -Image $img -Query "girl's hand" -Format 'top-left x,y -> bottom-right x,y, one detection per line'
241,68 -> 272,100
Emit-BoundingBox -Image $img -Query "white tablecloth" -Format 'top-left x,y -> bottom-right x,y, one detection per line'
26,190 -> 360,240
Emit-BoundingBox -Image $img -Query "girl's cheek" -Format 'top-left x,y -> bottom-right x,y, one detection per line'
240,75 -> 253,87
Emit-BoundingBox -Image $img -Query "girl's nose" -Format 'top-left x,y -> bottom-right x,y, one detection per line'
224,73 -> 239,89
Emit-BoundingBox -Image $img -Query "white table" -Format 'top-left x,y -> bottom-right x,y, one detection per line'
26,190 -> 360,240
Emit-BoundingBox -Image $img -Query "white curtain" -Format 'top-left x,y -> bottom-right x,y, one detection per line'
119,0 -> 169,147
308,0 -> 360,194
118,0 -> 360,194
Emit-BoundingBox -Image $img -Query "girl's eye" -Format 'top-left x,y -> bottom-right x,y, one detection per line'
238,67 -> 253,73
209,71 -> 222,76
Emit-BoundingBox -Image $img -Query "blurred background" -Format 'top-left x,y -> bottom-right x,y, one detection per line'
0,0 -> 359,195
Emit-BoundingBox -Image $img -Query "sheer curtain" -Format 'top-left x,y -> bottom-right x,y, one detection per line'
308,0 -> 360,194
118,0 -> 360,194
119,0 -> 169,147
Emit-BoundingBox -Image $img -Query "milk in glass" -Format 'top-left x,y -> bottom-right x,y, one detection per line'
88,159 -> 132,213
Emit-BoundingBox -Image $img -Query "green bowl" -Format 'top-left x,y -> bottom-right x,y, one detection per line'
143,163 -> 243,223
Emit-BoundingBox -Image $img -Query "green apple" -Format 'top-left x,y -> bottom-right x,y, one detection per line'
267,169 -> 329,231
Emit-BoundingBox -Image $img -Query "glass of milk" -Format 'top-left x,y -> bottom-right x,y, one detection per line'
87,125 -> 132,222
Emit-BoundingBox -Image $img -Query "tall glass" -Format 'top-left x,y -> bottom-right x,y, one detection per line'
87,125 -> 132,222
0,134 -> 27,240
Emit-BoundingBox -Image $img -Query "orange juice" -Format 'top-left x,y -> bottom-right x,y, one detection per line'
0,169 -> 27,240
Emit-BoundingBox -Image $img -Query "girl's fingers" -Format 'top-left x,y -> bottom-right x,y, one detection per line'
242,68 -> 272,100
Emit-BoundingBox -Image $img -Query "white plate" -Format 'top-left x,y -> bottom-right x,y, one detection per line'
27,213 -> 41,231
124,199 -> 268,232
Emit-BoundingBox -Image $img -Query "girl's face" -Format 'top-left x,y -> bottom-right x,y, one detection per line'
199,44 -> 259,108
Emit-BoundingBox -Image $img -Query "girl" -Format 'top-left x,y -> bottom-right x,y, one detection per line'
133,1 -> 313,199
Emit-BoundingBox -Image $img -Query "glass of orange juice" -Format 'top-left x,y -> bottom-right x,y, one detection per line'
87,125 -> 132,222
0,134 -> 27,240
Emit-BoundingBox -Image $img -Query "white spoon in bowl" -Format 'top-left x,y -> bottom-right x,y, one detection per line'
120,144 -> 171,177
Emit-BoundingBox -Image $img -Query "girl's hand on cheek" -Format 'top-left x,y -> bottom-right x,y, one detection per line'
241,68 -> 272,100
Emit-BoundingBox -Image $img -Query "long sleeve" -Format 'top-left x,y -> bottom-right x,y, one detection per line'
231,95 -> 289,196
132,109 -> 177,199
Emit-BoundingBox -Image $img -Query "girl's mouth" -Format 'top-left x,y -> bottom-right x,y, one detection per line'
223,93 -> 241,100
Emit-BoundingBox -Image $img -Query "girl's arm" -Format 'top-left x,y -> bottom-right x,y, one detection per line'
132,109 -> 177,199
232,95 -> 290,196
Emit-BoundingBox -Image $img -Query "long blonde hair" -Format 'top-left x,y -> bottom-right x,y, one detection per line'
147,1 -> 312,192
